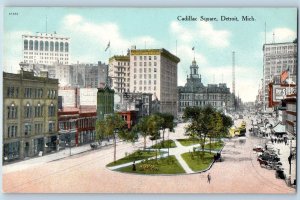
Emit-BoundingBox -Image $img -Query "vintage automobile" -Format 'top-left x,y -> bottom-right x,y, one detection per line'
253,145 -> 264,152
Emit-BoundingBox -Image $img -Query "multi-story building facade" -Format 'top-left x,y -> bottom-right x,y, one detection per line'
22,33 -> 70,65
129,47 -> 180,116
263,41 -> 297,108
108,56 -> 130,93
3,69 -> 59,162
178,59 -> 232,114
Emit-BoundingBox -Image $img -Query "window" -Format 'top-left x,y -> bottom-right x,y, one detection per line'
149,62 -> 152,66
40,41 -> 44,51
45,41 -> 49,51
24,104 -> 32,118
24,123 -> 32,136
24,40 -> 28,50
65,42 -> 69,52
154,68 -> 157,73
134,68 -> 137,73
154,62 -> 157,66
60,42 -> 64,52
134,62 -> 137,67
140,56 -> 142,60
154,80 -> 156,85
50,41 -> 54,51
29,40 -> 33,50
35,104 -> 43,117
149,74 -> 151,79
149,56 -> 152,60
55,42 -> 59,52
24,88 -> 32,98
139,68 -> 142,73
154,74 -> 157,79
7,86 -> 19,98
144,62 -> 147,66
48,104 -> 56,117
34,40 -> 39,50
154,56 -> 157,60
149,68 -> 151,73
139,62 -> 142,66
48,122 -> 55,132
35,123 -> 43,134
7,125 -> 17,138
134,56 -> 137,61
144,68 -> 146,73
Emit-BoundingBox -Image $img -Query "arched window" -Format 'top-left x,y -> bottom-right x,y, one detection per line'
50,41 -> 54,51
34,40 -> 38,51
55,42 -> 59,52
29,40 -> 33,50
24,40 -> 28,50
45,41 -> 49,51
39,41 -> 44,51
60,42 -> 64,52
65,42 -> 69,52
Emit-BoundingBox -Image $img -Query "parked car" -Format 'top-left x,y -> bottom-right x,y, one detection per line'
253,145 -> 264,152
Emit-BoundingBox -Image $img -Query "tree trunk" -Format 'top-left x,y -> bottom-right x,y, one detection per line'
144,136 -> 146,150
113,137 -> 117,162
155,137 -> 158,161
162,129 -> 165,147
210,136 -> 212,153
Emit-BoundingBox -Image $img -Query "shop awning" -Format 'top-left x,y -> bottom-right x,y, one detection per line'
272,123 -> 286,133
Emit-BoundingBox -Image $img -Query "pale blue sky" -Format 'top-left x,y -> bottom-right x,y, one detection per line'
3,7 -> 297,101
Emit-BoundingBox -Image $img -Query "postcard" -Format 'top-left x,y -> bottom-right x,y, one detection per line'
2,7 -> 297,193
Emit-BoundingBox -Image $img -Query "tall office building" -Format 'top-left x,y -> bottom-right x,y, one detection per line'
263,41 -> 297,107
108,55 -> 130,93
22,33 -> 70,65
129,47 -> 180,116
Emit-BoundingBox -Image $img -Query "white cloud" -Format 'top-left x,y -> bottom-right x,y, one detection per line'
267,27 -> 296,43
196,22 -> 231,48
61,14 -> 159,63
170,21 -> 231,48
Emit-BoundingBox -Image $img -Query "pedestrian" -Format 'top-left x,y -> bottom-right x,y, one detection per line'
274,138 -> 277,143
271,138 -> 274,144
132,161 -> 136,171
207,173 -> 211,184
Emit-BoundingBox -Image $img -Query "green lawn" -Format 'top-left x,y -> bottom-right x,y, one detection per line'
177,138 -> 200,146
181,151 -> 215,172
106,150 -> 157,167
117,155 -> 185,174
150,140 -> 176,149
204,141 -> 224,151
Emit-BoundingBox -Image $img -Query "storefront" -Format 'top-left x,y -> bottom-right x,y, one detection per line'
3,141 -> 20,162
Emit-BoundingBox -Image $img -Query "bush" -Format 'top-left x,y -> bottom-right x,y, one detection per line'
139,163 -> 159,172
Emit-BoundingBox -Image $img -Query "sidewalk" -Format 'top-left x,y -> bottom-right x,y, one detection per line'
3,140 -> 115,174
270,139 -> 296,185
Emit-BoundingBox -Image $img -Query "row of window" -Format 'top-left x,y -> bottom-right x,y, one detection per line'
133,55 -> 157,61
133,68 -> 157,73
180,101 -> 223,107
133,74 -> 157,79
7,122 -> 55,138
7,87 -> 56,99
24,40 -> 69,52
7,104 -> 56,119
134,80 -> 157,85
133,86 -> 156,92
24,52 -> 68,56
23,56 -> 69,61
133,62 -> 158,67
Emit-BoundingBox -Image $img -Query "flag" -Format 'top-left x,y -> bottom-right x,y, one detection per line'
105,41 -> 110,52
280,67 -> 289,83
192,47 -> 195,50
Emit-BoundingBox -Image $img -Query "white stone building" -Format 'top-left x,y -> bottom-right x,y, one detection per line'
22,33 -> 70,65
129,47 -> 180,116
263,41 -> 297,106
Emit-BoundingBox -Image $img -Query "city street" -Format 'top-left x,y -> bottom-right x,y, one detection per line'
2,120 -> 295,193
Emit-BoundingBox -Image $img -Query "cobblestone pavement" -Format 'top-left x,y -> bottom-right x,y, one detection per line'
2,122 -> 295,193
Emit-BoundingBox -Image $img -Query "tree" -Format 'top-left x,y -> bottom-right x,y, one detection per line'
183,106 -> 216,154
134,116 -> 150,150
220,113 -> 233,137
147,114 -> 164,160
208,111 -> 223,153
156,113 -> 175,147
95,113 -> 128,163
